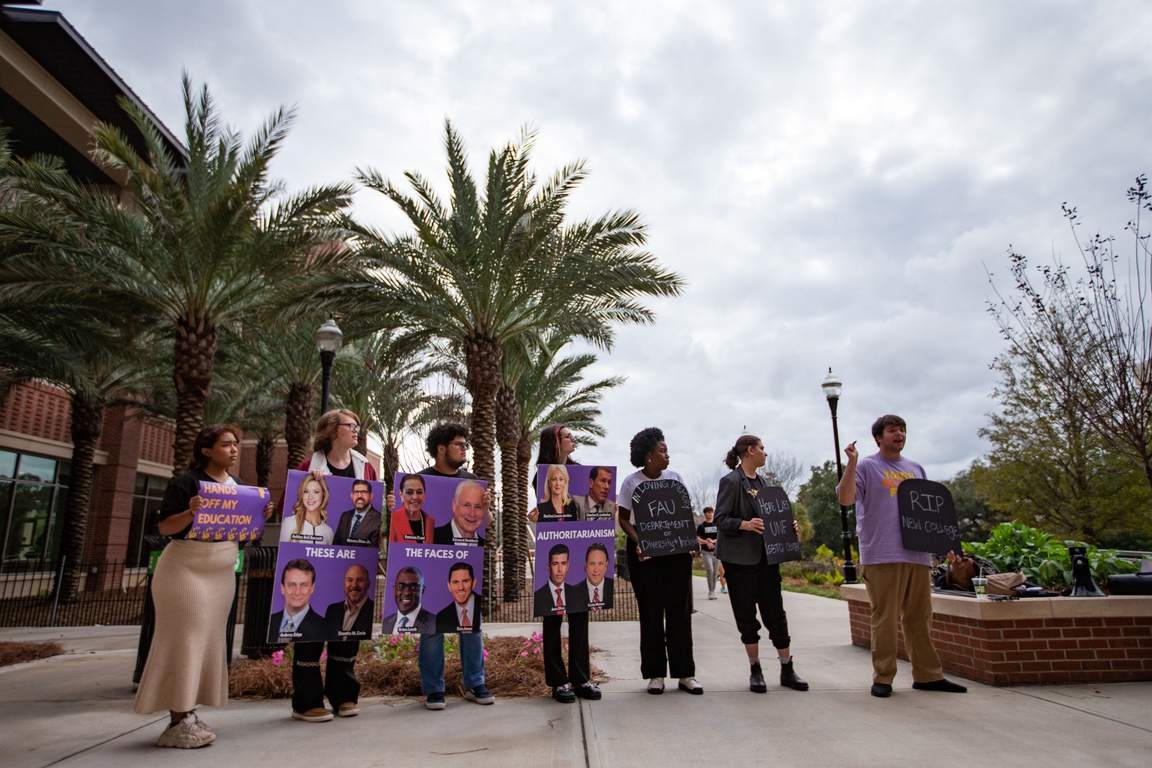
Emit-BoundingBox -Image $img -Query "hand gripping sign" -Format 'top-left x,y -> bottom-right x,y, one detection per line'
754,486 -> 802,565
189,482 -> 268,542
631,478 -> 697,556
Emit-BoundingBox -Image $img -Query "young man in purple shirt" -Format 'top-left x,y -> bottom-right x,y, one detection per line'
837,414 -> 967,698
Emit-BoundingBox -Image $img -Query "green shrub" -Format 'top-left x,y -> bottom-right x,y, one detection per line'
964,522 -> 1138,589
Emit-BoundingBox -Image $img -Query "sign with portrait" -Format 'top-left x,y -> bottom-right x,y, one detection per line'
267,541 -> 379,644
381,544 -> 485,635
534,464 -> 618,522
532,521 -> 617,617
631,478 -> 696,556
187,481 -> 268,542
753,485 -> 802,565
280,469 -> 384,547
390,472 -> 489,545
897,478 -> 962,556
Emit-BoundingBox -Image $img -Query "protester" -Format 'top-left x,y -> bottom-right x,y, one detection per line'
837,414 -> 967,698
714,435 -> 808,693
618,427 -> 702,695
527,424 -> 602,703
389,473 -> 435,543
287,409 -> 379,722
134,424 -> 274,748
416,422 -> 494,710
696,507 -> 720,599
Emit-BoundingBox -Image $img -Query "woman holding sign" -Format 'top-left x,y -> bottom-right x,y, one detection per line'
134,424 -> 274,749
618,427 -> 702,695
714,435 -> 808,693
389,473 -> 435,543
285,409 -> 379,723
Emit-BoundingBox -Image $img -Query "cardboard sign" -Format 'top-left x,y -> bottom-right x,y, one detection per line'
532,521 -> 617,616
188,482 -> 268,542
267,541 -> 379,644
754,485 -> 802,565
534,464 -> 618,521
390,472 -> 489,545
631,478 -> 697,556
281,470 -> 385,547
381,543 -> 485,635
897,478 -> 962,556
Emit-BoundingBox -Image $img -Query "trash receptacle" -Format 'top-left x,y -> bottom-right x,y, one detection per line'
240,545 -> 281,660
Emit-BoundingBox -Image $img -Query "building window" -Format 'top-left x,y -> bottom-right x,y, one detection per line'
127,474 -> 167,567
0,450 -> 71,571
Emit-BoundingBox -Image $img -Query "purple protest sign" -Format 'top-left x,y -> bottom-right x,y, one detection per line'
389,472 -> 489,546
188,481 -> 268,543
533,521 -> 616,617
381,543 -> 485,635
281,470 -> 384,548
268,541 -> 379,644
534,464 -> 617,522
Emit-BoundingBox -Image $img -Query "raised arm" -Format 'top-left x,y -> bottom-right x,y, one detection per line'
836,441 -> 858,506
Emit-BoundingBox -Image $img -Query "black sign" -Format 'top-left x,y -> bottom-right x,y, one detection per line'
754,486 -> 801,565
897,479 -> 961,556
631,479 -> 696,557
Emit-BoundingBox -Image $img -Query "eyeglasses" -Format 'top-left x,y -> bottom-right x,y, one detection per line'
450,440 -> 470,449
340,423 -> 361,433
394,582 -> 421,592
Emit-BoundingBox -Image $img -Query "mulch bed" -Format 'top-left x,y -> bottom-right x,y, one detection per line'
229,634 -> 606,700
0,640 -> 66,667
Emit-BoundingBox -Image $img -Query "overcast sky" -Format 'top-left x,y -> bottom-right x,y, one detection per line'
44,1 -> 1152,488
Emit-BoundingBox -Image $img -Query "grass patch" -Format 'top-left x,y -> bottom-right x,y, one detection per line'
0,640 -> 66,667
781,581 -> 844,600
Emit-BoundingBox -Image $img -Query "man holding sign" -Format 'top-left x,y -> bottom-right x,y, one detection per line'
838,415 -> 967,698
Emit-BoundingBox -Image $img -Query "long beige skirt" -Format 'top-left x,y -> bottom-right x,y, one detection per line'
133,539 -> 238,713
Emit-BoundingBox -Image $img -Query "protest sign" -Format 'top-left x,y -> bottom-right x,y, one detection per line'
534,464 -> 617,521
753,485 -> 802,565
381,543 -> 485,634
390,472 -> 488,545
631,478 -> 697,556
187,482 -> 268,542
897,478 -> 962,556
532,520 -> 616,616
267,541 -> 378,644
281,470 -> 384,547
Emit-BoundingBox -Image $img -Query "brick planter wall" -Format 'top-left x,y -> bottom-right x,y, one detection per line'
842,583 -> 1152,685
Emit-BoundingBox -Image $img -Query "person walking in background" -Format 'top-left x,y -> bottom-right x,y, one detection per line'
618,427 -> 702,696
527,424 -> 602,704
697,507 -> 720,599
714,435 -> 808,694
838,414 -> 967,698
286,409 -> 379,722
416,422 -> 495,710
134,424 -> 274,749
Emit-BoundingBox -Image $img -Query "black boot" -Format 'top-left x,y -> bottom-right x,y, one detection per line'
780,660 -> 809,691
749,662 -> 767,693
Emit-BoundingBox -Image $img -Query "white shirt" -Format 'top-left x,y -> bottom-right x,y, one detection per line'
391,605 -> 423,633
281,518 -> 334,544
585,578 -> 606,605
451,519 -> 480,544
341,595 -> 368,632
548,580 -> 566,608
618,469 -> 686,515
455,594 -> 476,627
280,604 -> 311,634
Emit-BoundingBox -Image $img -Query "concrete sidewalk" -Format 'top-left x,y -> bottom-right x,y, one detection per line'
2,577 -> 1150,767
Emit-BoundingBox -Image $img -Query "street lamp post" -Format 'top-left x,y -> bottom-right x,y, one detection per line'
822,368 -> 858,584
315,316 -> 343,413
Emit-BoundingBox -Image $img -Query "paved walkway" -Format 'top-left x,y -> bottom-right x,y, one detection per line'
2,577 -> 1150,767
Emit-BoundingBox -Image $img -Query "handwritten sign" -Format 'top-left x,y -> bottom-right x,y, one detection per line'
631,479 -> 696,556
188,482 -> 268,542
754,486 -> 801,565
897,478 -> 961,556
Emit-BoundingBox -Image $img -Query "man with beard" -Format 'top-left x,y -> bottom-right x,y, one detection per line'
332,480 -> 381,547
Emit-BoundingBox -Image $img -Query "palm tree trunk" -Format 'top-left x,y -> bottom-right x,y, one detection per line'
464,334 -> 500,617
517,430 -> 534,583
172,315 -> 218,475
284,381 -> 316,471
59,392 -> 105,603
255,431 -> 277,488
381,439 -> 399,540
495,385 -> 522,599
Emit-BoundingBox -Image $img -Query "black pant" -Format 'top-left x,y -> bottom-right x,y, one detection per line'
722,555 -> 791,648
292,640 -> 360,713
627,546 -> 695,679
542,611 -> 590,687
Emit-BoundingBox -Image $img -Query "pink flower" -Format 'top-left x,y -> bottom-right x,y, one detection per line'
533,647 -> 541,654
271,651 -> 284,667
520,651 -> 529,657
483,650 -> 489,660
564,643 -> 569,651
320,651 -> 328,661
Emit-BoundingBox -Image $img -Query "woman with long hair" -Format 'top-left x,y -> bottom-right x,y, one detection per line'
281,473 -> 334,543
390,473 -> 435,543
713,434 -> 808,694
618,427 -> 702,695
134,424 -> 274,748
538,464 -> 578,522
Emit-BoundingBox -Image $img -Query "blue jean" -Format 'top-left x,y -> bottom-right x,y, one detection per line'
418,632 -> 485,694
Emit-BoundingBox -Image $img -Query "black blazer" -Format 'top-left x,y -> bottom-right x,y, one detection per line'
432,523 -> 485,547
537,500 -> 578,522
269,606 -> 328,643
332,506 -> 382,547
713,469 -> 767,566
435,595 -> 483,633
380,607 -> 436,634
324,597 -> 375,639
579,577 -> 613,610
534,581 -> 574,616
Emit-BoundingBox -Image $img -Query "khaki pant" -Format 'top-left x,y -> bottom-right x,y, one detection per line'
860,562 -> 943,685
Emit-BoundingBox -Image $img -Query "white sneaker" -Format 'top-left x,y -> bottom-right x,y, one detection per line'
678,677 -> 703,695
647,677 -> 665,694
157,712 -> 216,749
707,593 -> 717,600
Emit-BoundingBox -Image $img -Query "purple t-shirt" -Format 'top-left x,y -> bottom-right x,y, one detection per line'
854,453 -> 930,566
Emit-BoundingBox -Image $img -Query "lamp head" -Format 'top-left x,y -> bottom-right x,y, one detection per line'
821,367 -> 842,401
315,316 -> 344,354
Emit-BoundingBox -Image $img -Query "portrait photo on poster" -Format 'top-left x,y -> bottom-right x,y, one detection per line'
281,469 -> 384,548
391,472 -> 488,546
268,541 -> 378,644
630,478 -> 696,556
754,485 -> 802,565
188,481 -> 268,542
534,464 -> 617,522
897,478 -> 962,555
532,521 -> 616,617
381,543 -> 485,635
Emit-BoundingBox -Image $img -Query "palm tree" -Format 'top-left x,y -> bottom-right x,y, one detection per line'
301,121 -> 683,489
0,75 -> 353,473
